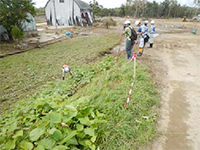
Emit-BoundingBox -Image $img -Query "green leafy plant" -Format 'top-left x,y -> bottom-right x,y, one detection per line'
0,56 -> 114,150
0,55 -> 159,150
11,25 -> 24,42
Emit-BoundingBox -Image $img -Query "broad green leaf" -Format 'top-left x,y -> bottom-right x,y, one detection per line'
49,128 -> 63,141
29,128 -> 44,141
66,137 -> 78,145
96,110 -> 104,117
13,130 -> 23,138
81,107 -> 94,116
3,139 -> 16,150
79,117 -> 91,126
49,128 -> 57,134
84,128 -> 95,136
52,145 -> 69,150
50,112 -> 62,123
37,138 -> 56,149
63,111 -> 77,123
91,111 -> 95,118
89,144 -> 96,150
85,140 -> 92,146
76,124 -> 84,131
91,136 -> 97,143
19,140 -> 33,150
78,139 -> 86,146
70,147 -> 79,150
76,132 -> 86,139
65,105 -> 77,112
8,121 -> 17,132
60,131 -> 77,144
34,145 -> 45,150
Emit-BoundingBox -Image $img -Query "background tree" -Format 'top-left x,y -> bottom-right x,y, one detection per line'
194,0 -> 200,16
119,4 -> 126,17
0,0 -> 35,40
89,1 -> 103,20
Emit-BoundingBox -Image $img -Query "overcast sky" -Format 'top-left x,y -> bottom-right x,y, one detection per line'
33,0 -> 194,8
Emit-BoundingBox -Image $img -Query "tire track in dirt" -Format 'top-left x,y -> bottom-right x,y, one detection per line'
144,32 -> 200,150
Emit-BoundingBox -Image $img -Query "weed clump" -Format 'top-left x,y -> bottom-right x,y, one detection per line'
102,18 -> 117,29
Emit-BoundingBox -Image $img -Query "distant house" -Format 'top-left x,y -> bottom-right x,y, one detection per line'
45,0 -> 93,27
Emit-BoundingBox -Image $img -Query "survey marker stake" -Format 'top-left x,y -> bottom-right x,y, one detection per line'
125,82 -> 134,109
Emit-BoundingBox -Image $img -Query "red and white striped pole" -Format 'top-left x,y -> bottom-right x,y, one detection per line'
133,53 -> 136,79
125,82 -> 134,108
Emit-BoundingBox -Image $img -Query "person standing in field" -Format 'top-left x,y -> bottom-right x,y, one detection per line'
123,20 -> 135,60
135,20 -> 149,57
148,20 -> 155,48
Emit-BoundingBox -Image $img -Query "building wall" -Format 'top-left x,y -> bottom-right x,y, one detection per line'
45,0 -> 56,26
45,0 -> 92,26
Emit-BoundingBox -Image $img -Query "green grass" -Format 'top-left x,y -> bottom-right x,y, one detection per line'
0,33 -> 120,113
0,55 -> 159,150
68,57 -> 159,150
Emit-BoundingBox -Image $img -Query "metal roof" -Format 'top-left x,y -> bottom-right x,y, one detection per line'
45,0 -> 92,11
74,0 -> 92,11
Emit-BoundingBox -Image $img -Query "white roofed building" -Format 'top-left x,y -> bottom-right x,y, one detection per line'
45,0 -> 93,27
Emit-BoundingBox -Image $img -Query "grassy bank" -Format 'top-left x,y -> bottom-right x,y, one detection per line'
68,57 -> 159,149
0,56 -> 159,150
0,33 -> 120,112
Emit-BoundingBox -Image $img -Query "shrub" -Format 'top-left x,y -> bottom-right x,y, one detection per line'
11,25 -> 24,42
102,18 -> 117,29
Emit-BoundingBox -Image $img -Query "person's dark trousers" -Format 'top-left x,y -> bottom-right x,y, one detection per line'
126,39 -> 133,59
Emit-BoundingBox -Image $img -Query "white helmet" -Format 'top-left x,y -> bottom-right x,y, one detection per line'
144,20 -> 149,24
124,20 -> 131,25
135,20 -> 141,26
151,20 -> 155,24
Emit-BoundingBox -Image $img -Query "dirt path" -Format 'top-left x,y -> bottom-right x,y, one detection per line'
144,29 -> 200,150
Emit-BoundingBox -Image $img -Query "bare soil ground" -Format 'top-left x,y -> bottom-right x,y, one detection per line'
138,19 -> 200,150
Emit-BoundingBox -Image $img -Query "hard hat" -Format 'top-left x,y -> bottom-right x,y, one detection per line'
135,20 -> 141,26
63,65 -> 68,68
124,20 -> 131,25
151,20 -> 155,24
144,20 -> 149,24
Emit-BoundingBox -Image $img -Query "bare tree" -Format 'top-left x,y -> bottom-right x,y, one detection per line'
168,0 -> 177,17
194,0 -> 200,16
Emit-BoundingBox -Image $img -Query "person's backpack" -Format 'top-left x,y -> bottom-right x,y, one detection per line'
129,27 -> 137,41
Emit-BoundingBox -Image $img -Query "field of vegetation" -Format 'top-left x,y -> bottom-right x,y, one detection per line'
0,33 -> 120,113
0,55 -> 159,150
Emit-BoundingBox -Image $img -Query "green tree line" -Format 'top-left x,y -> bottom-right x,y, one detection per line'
91,0 -> 199,18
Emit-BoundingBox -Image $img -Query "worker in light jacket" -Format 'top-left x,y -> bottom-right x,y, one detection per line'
148,20 -> 156,48
135,20 -> 149,57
